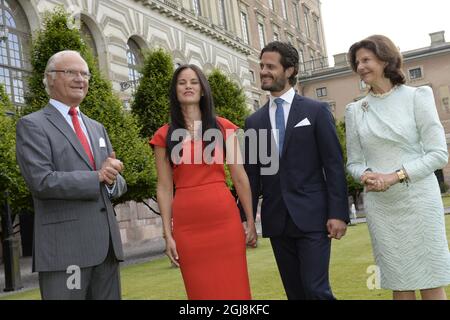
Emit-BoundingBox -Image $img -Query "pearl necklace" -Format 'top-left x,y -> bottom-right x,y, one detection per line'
369,85 -> 399,99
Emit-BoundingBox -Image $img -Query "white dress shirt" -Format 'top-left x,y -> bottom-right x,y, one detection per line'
269,87 -> 295,147
50,99 -> 93,152
49,99 -> 116,194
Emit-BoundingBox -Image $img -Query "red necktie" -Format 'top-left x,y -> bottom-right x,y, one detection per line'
69,107 -> 96,169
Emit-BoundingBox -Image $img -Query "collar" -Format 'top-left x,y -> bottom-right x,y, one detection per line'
49,99 -> 80,116
269,87 -> 295,107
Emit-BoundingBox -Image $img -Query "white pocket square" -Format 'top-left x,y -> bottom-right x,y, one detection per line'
99,137 -> 106,148
294,118 -> 311,128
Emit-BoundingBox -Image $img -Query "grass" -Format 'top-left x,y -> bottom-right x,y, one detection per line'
2,216 -> 450,300
442,195 -> 450,208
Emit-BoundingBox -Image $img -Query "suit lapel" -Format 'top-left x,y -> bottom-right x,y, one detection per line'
82,114 -> 102,170
282,94 -> 307,156
44,104 -> 94,170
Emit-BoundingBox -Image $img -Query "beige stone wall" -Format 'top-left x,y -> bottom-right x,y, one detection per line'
238,0 -> 327,106
115,200 -> 163,246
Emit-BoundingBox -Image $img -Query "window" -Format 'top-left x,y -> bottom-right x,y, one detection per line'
298,48 -> 305,73
192,0 -> 201,16
313,15 -> 321,43
126,39 -> 143,92
240,11 -> 249,44
409,67 -> 423,80
287,34 -> 294,45
272,25 -> 280,41
218,0 -> 227,29
310,50 -> 315,70
303,5 -> 310,38
80,21 -> 98,58
293,2 -> 301,30
0,0 -> 31,107
281,0 -> 288,20
268,0 -> 274,11
258,23 -> 266,49
316,87 -> 327,98
249,70 -> 255,83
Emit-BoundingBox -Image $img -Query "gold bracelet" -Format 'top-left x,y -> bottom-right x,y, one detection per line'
396,169 -> 407,183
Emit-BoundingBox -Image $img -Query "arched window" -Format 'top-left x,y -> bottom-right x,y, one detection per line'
126,39 -> 143,92
80,20 -> 98,58
0,0 -> 31,106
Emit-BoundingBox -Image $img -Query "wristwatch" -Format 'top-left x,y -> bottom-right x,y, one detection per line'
396,169 -> 407,183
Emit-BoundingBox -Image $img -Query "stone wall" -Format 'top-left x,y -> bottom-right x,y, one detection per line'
115,199 -> 164,247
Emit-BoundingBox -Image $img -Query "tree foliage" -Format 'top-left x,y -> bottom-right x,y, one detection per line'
131,48 -> 173,139
336,120 -> 363,209
0,85 -> 31,213
208,69 -> 249,129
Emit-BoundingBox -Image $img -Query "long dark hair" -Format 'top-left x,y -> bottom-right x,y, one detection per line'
166,64 -> 223,164
348,35 -> 406,86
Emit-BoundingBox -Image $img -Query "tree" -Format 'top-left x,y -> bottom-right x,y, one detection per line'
0,85 -> 31,214
208,68 -> 250,129
23,7 -> 156,203
208,69 -> 251,194
131,48 -> 173,139
336,120 -> 363,209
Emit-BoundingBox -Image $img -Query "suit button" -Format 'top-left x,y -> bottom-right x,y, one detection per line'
100,208 -> 106,212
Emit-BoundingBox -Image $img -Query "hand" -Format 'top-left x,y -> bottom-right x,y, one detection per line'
98,152 -> 124,185
361,172 -> 398,192
244,222 -> 258,248
164,235 -> 180,268
327,219 -> 347,240
106,152 -> 124,173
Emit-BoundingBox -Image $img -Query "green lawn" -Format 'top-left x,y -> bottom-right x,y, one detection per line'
442,195 -> 450,208
2,216 -> 450,300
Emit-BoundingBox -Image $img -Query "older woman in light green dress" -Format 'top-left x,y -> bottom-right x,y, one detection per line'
346,35 -> 450,300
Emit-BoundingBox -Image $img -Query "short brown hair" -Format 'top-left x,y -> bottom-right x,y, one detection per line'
348,35 -> 405,86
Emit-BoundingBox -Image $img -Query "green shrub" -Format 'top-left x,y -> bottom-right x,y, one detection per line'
336,120 -> 363,209
208,69 -> 249,129
0,84 -> 31,213
131,48 -> 173,139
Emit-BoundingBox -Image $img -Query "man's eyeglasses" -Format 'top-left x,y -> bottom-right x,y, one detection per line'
48,69 -> 91,80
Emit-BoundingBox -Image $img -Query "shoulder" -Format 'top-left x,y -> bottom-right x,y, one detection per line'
154,124 -> 170,138
149,124 -> 170,148
294,95 -> 329,115
17,108 -> 46,127
216,116 -> 238,130
412,85 -> 433,98
345,100 -> 360,114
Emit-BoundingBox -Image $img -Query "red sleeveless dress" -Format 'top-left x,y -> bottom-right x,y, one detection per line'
150,117 -> 251,300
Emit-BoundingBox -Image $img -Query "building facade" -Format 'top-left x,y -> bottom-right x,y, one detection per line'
299,31 -> 450,185
0,0 -> 326,111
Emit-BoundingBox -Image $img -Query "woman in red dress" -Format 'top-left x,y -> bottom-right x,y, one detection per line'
150,64 -> 257,300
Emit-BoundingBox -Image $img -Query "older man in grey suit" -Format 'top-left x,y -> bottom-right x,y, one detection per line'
16,50 -> 127,300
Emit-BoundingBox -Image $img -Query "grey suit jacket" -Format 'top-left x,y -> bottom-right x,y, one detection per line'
16,103 -> 126,272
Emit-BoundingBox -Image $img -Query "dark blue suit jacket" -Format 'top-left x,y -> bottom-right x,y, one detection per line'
243,93 -> 349,237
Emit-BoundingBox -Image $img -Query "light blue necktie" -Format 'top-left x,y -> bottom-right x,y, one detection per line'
274,98 -> 285,156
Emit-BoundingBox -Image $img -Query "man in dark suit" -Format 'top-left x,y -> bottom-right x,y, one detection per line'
16,50 -> 126,300
242,42 -> 349,300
